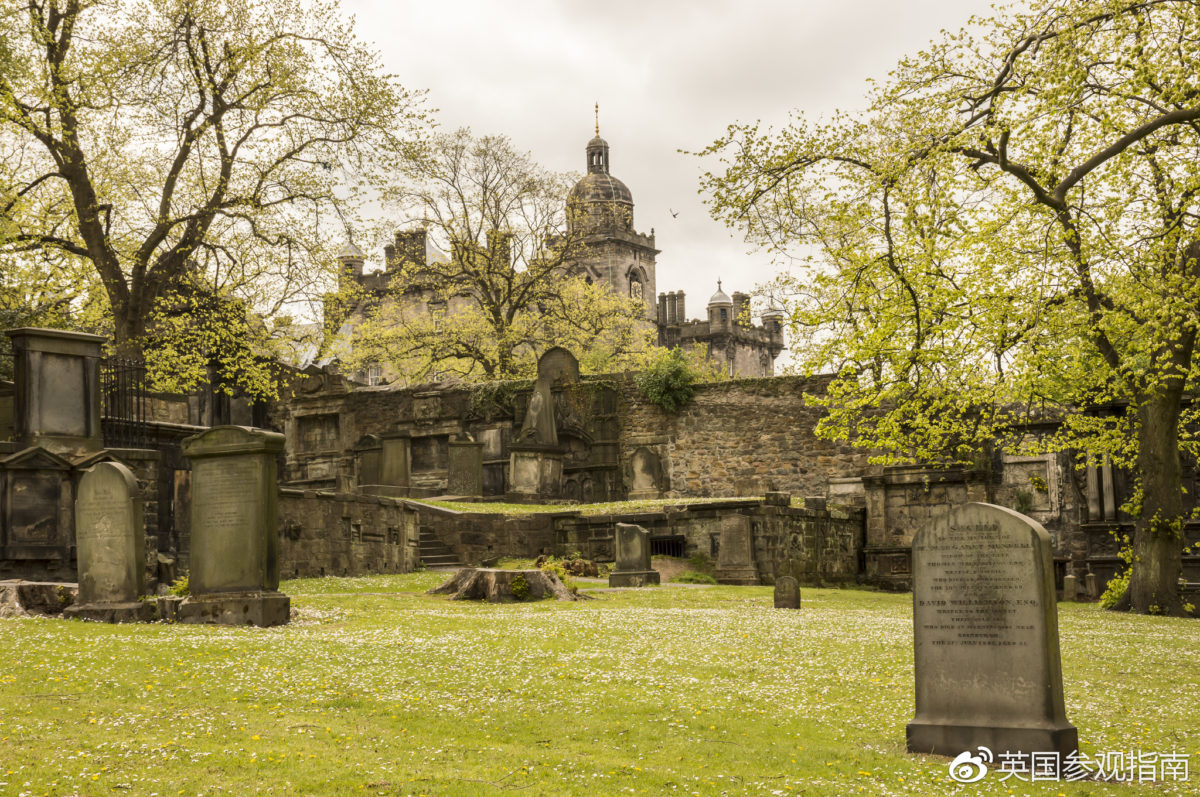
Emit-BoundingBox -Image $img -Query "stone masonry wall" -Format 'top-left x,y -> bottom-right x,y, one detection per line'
277,490 -> 418,579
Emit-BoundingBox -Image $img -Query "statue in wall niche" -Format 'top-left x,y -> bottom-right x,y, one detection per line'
517,383 -> 557,447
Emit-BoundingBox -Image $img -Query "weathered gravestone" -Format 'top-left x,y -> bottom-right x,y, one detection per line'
907,503 -> 1077,759
178,426 -> 290,626
64,462 -> 154,623
609,523 -> 660,587
715,514 -> 759,585
774,575 -> 801,610
448,436 -> 484,497
1062,573 -> 1078,602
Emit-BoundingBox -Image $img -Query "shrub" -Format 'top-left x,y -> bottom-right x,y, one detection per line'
1100,544 -> 1133,609
635,347 -> 698,413
168,575 -> 190,597
510,573 -> 530,601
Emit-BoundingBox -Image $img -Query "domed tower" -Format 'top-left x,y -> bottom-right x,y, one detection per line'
565,106 -> 658,317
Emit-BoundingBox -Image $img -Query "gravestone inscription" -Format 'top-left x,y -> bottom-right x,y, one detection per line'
64,462 -> 154,622
907,502 -> 1077,760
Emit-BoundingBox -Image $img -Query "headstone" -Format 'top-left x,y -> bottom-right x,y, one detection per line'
354,434 -> 382,488
1062,573 -> 1078,602
448,438 -> 484,497
1085,572 -> 1098,600
509,349 -> 574,498
178,426 -> 290,626
4,328 -> 105,456
774,575 -> 800,609
364,431 -> 410,498
715,514 -> 759,585
628,447 -> 662,499
907,503 -> 1077,760
608,523 -> 660,587
64,462 -> 154,622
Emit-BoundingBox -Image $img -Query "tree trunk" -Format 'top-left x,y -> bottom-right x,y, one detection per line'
427,568 -> 584,602
1120,392 -> 1188,616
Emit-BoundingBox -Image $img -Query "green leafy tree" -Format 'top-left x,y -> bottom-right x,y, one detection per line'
0,0 -> 428,382
344,129 -> 655,383
701,0 -> 1200,615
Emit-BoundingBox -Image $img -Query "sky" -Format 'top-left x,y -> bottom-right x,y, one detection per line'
341,0 -> 1000,330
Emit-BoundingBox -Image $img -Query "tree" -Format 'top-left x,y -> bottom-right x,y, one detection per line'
0,0 -> 428,364
344,129 -> 655,383
700,0 -> 1200,615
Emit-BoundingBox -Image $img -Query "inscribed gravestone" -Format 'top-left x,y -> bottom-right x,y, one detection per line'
608,523 -> 660,588
64,462 -> 154,622
715,514 -> 759,585
907,503 -> 1077,759
774,575 -> 800,609
179,426 -> 290,626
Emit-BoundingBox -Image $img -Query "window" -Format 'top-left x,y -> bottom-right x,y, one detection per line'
720,308 -> 728,321
630,279 -> 643,300
366,364 -> 382,386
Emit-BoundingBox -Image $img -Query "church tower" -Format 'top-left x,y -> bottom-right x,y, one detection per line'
566,107 -> 658,317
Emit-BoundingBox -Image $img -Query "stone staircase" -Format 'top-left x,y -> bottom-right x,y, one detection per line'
419,528 -> 463,570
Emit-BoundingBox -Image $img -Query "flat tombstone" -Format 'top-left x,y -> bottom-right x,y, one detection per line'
179,426 -> 289,627
64,462 -> 154,622
907,503 -> 1077,760
609,523 -> 660,588
774,575 -> 800,609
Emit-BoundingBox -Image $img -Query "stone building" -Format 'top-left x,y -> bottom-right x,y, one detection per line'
327,121 -> 786,383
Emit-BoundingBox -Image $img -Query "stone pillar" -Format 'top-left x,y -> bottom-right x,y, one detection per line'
64,462 -> 154,623
448,438 -> 484,497
178,426 -> 289,626
608,523 -> 660,587
5,328 -> 105,456
715,514 -> 759,585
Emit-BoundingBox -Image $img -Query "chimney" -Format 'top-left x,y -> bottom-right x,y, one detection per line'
676,291 -> 686,324
657,293 -> 667,325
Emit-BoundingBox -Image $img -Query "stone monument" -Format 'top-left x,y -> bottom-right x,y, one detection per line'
907,502 -> 1077,759
178,426 -> 290,626
715,514 -> 759,585
448,435 -> 484,497
63,462 -> 154,622
508,348 -> 578,500
5,328 -> 105,456
608,523 -> 660,587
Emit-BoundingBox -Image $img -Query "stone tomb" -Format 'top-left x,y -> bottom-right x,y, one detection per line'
907,503 -> 1077,759
715,514 -> 759,585
64,462 -> 154,622
178,426 -> 290,626
608,523 -> 660,587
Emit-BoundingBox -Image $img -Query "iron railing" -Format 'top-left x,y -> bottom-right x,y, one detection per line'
100,357 -> 148,448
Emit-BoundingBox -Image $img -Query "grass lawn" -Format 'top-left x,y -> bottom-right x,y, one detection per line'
1,575 -> 1197,796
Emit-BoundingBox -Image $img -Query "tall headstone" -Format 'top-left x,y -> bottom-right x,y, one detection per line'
5,328 -> 105,456
509,348 -> 577,500
715,514 -> 759,585
448,437 -> 484,497
907,503 -> 1077,759
64,462 -> 154,622
178,426 -> 289,626
608,523 -> 660,587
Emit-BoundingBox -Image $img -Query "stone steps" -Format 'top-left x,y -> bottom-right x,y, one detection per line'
418,528 -> 463,570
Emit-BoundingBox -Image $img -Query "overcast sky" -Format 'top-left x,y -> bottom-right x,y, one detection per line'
342,0 -> 999,329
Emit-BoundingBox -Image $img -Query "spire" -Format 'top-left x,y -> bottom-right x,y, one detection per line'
595,101 -> 599,136
586,106 -> 610,175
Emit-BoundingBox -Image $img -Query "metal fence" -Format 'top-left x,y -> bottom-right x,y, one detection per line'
100,357 -> 148,448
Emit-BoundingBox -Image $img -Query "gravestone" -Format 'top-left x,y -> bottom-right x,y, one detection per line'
715,514 -> 759,585
64,462 -> 154,622
5,328 -> 105,456
377,432 -> 411,496
608,523 -> 660,587
1085,572 -> 1098,600
774,575 -> 800,609
1062,573 -> 1078,602
354,434 -> 381,488
907,503 -> 1077,759
178,426 -> 290,626
509,349 -> 576,500
628,447 -> 662,500
448,437 -> 484,497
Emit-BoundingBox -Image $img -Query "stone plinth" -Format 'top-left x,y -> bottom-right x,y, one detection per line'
448,439 -> 484,497
716,514 -> 759,585
507,447 -> 563,500
4,328 -> 105,456
907,503 -> 1077,760
179,426 -> 289,627
64,462 -> 154,623
609,523 -> 659,587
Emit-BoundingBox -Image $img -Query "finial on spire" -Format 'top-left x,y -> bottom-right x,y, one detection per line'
594,102 -> 599,136
718,278 -> 722,291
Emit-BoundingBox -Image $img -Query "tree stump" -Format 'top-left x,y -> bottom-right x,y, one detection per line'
427,568 -> 583,602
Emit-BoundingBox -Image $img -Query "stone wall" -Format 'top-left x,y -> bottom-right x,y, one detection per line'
411,502 -> 559,566
277,489 -> 418,579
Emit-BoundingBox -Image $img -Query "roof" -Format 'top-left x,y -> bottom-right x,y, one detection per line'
568,172 -> 634,205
